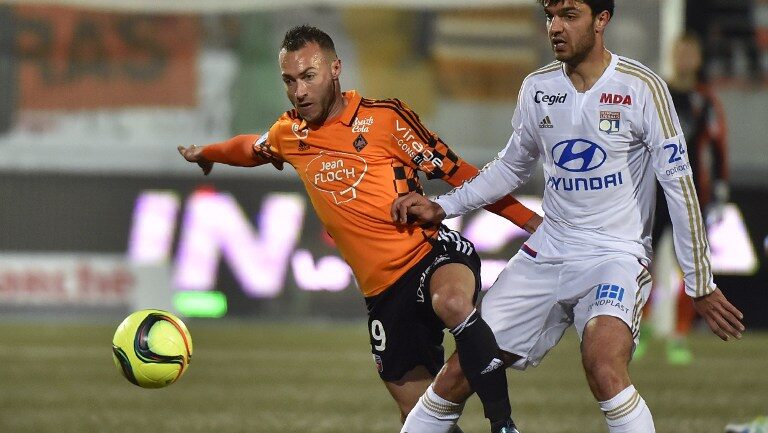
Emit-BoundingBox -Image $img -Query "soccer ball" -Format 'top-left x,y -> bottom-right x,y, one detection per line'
111,309 -> 193,388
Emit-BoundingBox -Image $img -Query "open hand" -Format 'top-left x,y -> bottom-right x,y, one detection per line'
693,287 -> 745,341
391,192 -> 446,225
177,145 -> 214,175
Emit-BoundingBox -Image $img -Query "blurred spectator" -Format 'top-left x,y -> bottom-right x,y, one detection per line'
687,0 -> 763,81
639,33 -> 729,365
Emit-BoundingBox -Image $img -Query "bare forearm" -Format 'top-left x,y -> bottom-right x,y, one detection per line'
199,134 -> 265,167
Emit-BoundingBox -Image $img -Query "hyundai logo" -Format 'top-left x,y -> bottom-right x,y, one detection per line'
552,139 -> 607,172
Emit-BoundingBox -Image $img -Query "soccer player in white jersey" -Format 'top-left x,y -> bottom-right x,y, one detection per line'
391,1 -> 745,433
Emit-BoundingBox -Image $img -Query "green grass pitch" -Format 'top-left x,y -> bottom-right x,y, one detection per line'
0,321 -> 765,433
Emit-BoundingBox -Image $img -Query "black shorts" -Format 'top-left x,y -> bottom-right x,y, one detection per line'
364,226 -> 481,382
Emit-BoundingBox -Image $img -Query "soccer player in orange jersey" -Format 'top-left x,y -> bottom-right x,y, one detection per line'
178,25 -> 540,433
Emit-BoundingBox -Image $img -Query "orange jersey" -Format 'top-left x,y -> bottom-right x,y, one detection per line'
201,90 -> 535,297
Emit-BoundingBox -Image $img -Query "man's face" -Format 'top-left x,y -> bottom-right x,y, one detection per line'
279,42 -> 340,125
672,39 -> 702,77
544,0 -> 598,64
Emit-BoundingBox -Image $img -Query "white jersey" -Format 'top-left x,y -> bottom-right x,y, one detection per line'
435,53 -> 715,298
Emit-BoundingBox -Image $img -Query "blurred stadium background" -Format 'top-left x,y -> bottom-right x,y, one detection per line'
0,0 -> 767,432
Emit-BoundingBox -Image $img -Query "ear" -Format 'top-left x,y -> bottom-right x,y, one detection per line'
331,58 -> 342,80
595,10 -> 610,33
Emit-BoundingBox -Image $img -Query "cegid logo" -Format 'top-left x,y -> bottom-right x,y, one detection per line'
306,151 -> 368,205
534,90 -> 567,105
552,139 -> 606,172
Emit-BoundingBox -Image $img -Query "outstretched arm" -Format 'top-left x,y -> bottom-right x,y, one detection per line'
445,162 -> 541,233
177,134 -> 283,175
433,133 -> 539,221
430,82 -> 540,221
386,96 -> 541,232
390,146 -> 540,229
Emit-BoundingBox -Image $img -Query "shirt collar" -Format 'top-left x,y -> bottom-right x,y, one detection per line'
297,90 -> 362,130
338,90 -> 362,126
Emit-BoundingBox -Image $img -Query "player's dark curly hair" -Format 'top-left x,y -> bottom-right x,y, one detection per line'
281,24 -> 337,54
537,0 -> 614,18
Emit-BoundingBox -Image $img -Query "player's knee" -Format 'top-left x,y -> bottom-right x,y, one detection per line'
431,289 -> 474,327
582,355 -> 627,396
583,355 -> 613,380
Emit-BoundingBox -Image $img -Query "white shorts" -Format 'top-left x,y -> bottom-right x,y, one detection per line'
480,250 -> 651,370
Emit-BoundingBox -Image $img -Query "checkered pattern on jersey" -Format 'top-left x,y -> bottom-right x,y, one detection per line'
392,163 -> 424,197
360,97 -> 462,181
422,138 -> 461,180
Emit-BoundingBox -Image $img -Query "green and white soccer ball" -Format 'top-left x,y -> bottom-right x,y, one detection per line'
111,309 -> 193,388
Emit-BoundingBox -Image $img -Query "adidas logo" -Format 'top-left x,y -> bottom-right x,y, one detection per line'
297,141 -> 310,151
480,358 -> 504,375
539,116 -> 554,128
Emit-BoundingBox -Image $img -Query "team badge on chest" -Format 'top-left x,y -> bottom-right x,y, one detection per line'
353,134 -> 368,152
599,111 -> 621,134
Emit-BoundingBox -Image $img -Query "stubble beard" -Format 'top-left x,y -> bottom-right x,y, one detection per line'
557,29 -> 596,67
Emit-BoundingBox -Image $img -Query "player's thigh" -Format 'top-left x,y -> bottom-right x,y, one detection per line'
481,252 -> 570,370
427,226 -> 482,306
412,226 -> 483,328
365,270 -> 446,382
571,255 -> 652,350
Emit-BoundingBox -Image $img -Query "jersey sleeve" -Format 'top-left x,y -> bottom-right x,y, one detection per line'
199,122 -> 283,167
386,99 -> 536,228
643,81 -> 716,298
443,160 -> 537,228
433,81 -> 540,219
386,99 -> 462,180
